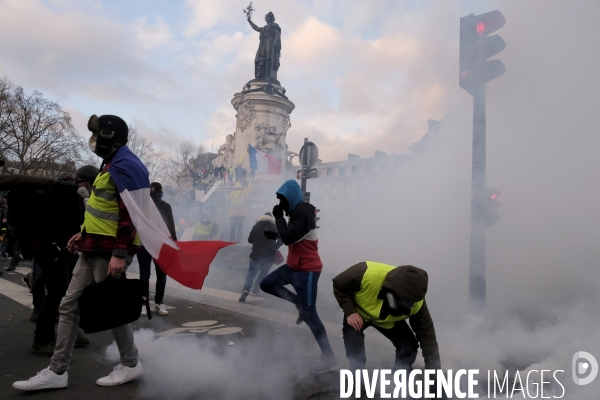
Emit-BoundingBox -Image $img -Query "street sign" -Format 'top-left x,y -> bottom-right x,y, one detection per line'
299,141 -> 319,168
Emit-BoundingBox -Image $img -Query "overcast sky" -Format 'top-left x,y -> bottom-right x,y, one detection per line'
0,0 -> 598,163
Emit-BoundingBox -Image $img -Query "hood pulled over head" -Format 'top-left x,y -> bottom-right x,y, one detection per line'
276,180 -> 303,213
234,182 -> 242,190
382,265 -> 429,302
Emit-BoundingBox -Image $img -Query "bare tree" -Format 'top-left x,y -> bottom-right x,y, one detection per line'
0,84 -> 84,176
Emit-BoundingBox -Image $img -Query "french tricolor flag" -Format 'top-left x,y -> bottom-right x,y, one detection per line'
109,146 -> 233,289
248,144 -> 281,174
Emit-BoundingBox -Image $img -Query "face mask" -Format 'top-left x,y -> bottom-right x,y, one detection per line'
88,138 -> 97,153
150,192 -> 163,202
77,186 -> 90,199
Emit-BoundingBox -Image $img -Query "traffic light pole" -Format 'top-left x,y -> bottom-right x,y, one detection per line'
469,83 -> 487,311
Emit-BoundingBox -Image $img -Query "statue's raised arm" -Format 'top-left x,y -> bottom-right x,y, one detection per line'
248,11 -> 281,80
248,17 -> 261,32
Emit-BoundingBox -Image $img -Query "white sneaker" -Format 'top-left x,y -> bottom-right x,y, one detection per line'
96,362 -> 143,387
156,303 -> 168,316
13,367 -> 68,391
141,306 -> 147,316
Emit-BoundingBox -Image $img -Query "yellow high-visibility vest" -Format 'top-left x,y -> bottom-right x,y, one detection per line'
83,171 -> 140,245
354,261 -> 423,329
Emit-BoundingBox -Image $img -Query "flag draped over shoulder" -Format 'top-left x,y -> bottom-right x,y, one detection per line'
248,144 -> 281,174
109,146 -> 233,289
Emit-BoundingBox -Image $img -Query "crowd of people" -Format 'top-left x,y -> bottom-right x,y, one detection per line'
1,113 -> 442,396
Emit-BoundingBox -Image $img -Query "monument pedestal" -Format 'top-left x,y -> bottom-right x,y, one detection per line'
230,79 -> 295,180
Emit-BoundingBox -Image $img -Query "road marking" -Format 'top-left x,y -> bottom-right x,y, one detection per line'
182,321 -> 218,327
208,327 -> 243,335
0,278 -> 33,308
155,321 -> 241,337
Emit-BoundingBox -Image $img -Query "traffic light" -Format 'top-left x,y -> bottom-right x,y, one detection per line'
459,10 -> 506,95
472,188 -> 501,227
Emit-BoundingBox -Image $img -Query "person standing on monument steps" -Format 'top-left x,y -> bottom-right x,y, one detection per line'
260,180 -> 338,374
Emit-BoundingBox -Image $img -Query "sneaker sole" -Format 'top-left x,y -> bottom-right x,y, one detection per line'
95,371 -> 143,387
13,381 -> 68,390
309,364 -> 339,374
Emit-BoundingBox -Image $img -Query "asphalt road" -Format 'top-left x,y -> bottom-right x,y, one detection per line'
0,257 -> 398,400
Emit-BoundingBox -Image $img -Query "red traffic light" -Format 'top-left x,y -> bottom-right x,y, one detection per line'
490,193 -> 497,200
476,22 -> 485,36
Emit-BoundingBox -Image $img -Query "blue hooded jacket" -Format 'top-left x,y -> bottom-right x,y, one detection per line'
276,180 -> 304,213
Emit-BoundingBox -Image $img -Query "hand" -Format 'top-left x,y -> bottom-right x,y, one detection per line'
272,204 -> 283,219
2,218 -> 6,224
107,256 -> 126,276
264,230 -> 278,240
67,233 -> 81,254
347,313 -> 364,331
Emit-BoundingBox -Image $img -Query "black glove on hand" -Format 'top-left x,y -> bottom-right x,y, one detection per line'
264,231 -> 278,240
272,204 -> 284,219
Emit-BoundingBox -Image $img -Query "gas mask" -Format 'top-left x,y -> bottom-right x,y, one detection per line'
87,114 -> 128,157
382,289 -> 415,317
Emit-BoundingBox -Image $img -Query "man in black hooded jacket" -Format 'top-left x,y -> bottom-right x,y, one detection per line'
238,212 -> 281,301
332,262 -> 441,372
138,182 -> 177,317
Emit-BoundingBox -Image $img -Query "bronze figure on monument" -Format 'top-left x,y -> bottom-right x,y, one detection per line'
247,11 -> 281,80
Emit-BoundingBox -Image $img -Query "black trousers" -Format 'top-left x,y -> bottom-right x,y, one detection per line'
34,248 -> 79,343
342,317 -> 418,371
138,245 -> 167,304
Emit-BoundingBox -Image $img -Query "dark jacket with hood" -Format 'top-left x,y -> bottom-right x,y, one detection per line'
275,180 -> 322,272
248,214 -> 282,263
154,198 -> 177,241
332,262 -> 440,368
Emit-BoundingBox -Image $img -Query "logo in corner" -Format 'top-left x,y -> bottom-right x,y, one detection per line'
572,351 -> 598,385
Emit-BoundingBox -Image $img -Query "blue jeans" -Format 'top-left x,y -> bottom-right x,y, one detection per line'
242,258 -> 272,293
138,246 -> 167,304
260,264 -> 335,358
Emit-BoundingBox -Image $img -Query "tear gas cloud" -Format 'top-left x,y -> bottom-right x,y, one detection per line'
112,1 -> 599,398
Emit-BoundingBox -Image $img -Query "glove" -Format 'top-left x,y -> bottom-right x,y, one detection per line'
264,231 -> 278,240
272,204 -> 284,219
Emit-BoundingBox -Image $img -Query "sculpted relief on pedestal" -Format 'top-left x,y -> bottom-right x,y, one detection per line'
254,122 -> 285,162
232,94 -> 256,132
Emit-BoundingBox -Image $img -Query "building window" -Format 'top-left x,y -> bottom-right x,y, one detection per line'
326,168 -> 334,177
379,164 -> 387,172
365,164 -> 372,173
338,167 -> 346,176
351,165 -> 359,175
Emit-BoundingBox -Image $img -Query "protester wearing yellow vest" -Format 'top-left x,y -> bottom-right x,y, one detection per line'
332,262 -> 441,372
228,181 -> 252,242
13,114 -> 144,392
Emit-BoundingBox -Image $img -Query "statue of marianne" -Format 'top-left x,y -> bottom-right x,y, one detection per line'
247,12 -> 281,80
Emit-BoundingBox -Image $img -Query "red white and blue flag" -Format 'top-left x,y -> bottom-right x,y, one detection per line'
248,144 -> 281,174
109,146 -> 232,289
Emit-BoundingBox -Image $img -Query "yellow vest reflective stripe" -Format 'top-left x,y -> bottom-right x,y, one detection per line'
83,171 -> 140,245
355,261 -> 423,329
